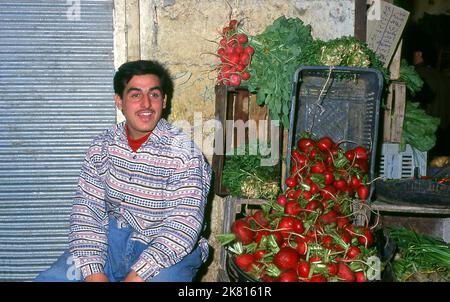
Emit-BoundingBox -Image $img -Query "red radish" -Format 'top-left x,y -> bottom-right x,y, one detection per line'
350,175 -> 362,188
302,190 -> 312,200
327,263 -> 338,276
319,210 -> 337,225
222,26 -> 231,35
234,44 -> 244,54
293,189 -> 302,200
336,216 -> 350,229
321,235 -> 334,248
296,238 -> 308,255
261,274 -> 275,282
306,199 -> 323,212
320,185 -> 336,201
253,249 -> 267,261
285,177 -> 298,188
337,262 -> 355,282
356,185 -> 369,201
241,71 -> 250,80
347,246 -> 361,259
310,161 -> 326,174
297,261 -> 310,278
339,230 -> 352,244
236,33 -> 248,44
344,149 -> 355,161
277,270 -> 298,282
286,189 -> 296,199
231,219 -> 254,244
354,146 -> 368,160
292,152 -> 308,169
354,159 -> 369,174
297,138 -> 315,153
308,148 -> 320,160
239,53 -> 251,65
284,201 -> 302,216
244,45 -> 254,55
229,73 -> 241,86
355,271 -> 366,282
250,210 -> 269,227
317,136 -> 334,152
358,227 -> 374,247
276,194 -> 288,206
310,275 -> 327,282
323,171 -> 334,185
309,182 -> 320,195
278,216 -> 296,238
310,256 -> 322,263
333,179 -> 347,191
228,19 -> 238,28
255,230 -> 270,244
278,216 -> 298,238
273,247 -> 299,271
235,254 -> 255,272
235,63 -> 246,72
292,218 -> 304,234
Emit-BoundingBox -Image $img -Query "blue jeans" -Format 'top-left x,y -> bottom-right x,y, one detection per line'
34,217 -> 204,282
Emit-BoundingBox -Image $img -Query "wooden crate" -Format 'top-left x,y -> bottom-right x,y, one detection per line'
217,196 -> 267,282
212,85 -> 280,197
383,81 -> 406,143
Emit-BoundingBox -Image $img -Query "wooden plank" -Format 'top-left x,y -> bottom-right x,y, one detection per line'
212,85 -> 230,196
389,40 -> 403,80
125,0 -> 140,61
383,82 -> 406,143
354,0 -> 367,42
372,200 -> 450,215
383,83 -> 394,142
248,93 -> 268,142
233,89 -> 249,148
390,82 -> 406,143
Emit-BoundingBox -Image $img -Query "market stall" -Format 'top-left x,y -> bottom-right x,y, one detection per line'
212,9 -> 450,282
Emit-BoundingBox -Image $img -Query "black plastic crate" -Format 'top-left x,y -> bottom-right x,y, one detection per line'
286,66 -> 384,202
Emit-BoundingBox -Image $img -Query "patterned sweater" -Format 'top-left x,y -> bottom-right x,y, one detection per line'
68,118 -> 212,281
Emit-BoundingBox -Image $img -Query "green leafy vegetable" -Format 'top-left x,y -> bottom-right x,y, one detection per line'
388,227 -> 450,282
245,17 -> 388,128
222,143 -> 280,199
400,59 -> 424,96
401,101 -> 440,152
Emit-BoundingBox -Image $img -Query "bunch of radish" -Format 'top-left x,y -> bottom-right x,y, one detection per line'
215,19 -> 254,86
218,134 -> 380,282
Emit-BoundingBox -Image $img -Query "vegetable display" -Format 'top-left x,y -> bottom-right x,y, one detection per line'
388,227 -> 450,282
218,134 -> 382,282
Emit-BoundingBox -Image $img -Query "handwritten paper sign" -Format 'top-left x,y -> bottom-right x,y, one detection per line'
367,0 -> 409,67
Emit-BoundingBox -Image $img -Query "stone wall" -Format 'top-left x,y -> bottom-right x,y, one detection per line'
113,0 -> 355,281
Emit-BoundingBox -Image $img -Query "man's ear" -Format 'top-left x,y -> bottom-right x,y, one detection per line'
115,94 -> 123,111
163,95 -> 167,109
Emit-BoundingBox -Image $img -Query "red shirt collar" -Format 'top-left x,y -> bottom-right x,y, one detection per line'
125,124 -> 151,152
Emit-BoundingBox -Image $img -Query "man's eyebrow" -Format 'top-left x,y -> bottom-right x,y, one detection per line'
125,86 -> 163,94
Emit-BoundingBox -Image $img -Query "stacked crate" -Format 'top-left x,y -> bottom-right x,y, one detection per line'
381,42 -> 427,179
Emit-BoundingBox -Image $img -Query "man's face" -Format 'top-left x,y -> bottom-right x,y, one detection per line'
115,74 -> 166,139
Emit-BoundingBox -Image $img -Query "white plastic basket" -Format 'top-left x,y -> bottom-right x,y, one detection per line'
379,143 -> 427,179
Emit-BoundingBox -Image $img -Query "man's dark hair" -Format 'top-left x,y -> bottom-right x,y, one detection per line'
113,60 -> 174,102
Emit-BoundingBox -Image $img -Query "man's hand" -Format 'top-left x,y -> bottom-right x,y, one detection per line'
84,273 -> 110,282
123,270 -> 144,282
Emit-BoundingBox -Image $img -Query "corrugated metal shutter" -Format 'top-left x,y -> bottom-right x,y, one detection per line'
0,0 -> 115,281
